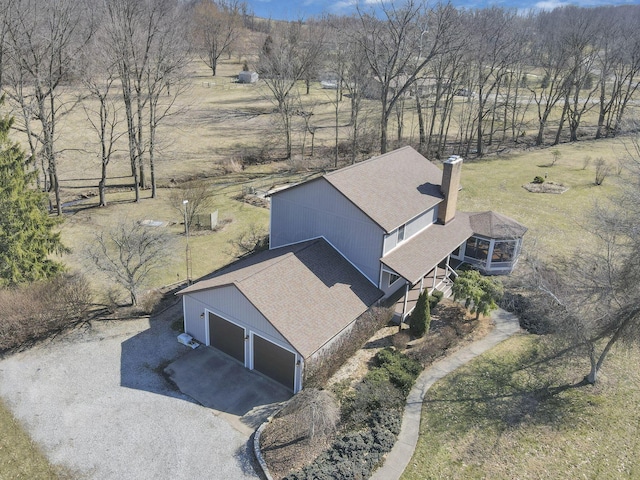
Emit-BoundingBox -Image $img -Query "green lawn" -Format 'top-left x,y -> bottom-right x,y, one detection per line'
0,398 -> 68,480
402,336 -> 640,480
457,139 -> 629,257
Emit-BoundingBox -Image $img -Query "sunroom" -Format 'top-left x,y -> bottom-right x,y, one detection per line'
452,211 -> 527,275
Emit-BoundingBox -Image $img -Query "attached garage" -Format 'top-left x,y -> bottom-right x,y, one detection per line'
208,313 -> 245,364
252,334 -> 296,391
179,239 -> 383,394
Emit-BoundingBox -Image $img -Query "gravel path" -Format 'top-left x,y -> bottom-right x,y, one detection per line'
0,305 -> 260,480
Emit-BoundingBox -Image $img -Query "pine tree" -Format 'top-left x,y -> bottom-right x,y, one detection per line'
409,290 -> 431,338
0,98 -> 66,285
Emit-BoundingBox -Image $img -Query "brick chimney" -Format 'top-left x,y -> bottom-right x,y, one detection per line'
437,155 -> 463,225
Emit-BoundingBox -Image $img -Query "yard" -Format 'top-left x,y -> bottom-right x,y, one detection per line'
402,336 -> 640,479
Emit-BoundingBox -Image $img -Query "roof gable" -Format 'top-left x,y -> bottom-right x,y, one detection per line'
179,239 -> 382,358
322,146 -> 443,232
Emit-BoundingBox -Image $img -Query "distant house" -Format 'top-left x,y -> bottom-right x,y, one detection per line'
238,71 -> 258,84
179,146 -> 526,392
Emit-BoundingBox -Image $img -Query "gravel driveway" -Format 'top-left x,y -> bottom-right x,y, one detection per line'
0,303 -> 260,480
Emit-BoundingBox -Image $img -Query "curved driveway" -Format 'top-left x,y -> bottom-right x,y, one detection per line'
0,304 -> 261,480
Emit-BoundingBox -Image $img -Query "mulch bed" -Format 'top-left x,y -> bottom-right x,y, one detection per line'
522,181 -> 568,194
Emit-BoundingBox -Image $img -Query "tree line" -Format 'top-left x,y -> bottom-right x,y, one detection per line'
1,0 -> 639,215
257,2 -> 640,160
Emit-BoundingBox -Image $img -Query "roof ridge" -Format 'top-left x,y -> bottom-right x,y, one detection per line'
324,145 -> 415,179
234,239 -> 320,284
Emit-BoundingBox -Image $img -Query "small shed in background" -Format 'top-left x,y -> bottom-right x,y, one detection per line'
238,71 -> 258,84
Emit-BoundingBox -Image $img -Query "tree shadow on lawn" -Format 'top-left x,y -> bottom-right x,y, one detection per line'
422,339 -> 596,434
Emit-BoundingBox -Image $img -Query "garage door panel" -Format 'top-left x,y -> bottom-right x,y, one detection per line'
253,335 -> 295,391
209,313 -> 245,363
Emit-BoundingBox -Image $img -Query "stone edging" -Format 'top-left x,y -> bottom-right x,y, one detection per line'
253,419 -> 274,480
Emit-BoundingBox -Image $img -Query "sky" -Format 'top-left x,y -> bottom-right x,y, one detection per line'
246,0 -> 640,20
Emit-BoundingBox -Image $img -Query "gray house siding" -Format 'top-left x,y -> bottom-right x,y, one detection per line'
383,206 -> 438,255
183,285 -> 291,350
379,267 -> 406,297
270,178 -> 384,284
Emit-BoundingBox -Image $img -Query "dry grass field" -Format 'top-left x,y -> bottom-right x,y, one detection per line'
41,56 -> 636,300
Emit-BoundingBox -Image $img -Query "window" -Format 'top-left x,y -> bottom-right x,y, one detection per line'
492,241 -> 516,262
398,224 -> 406,243
465,237 -> 489,261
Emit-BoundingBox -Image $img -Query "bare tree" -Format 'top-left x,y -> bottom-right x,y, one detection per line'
526,12 -> 568,146
84,220 -> 171,305
4,0 -> 94,215
328,15 -> 371,164
104,0 -> 189,201
168,180 -> 214,231
82,23 -> 125,207
257,22 -> 325,159
460,8 -> 519,156
0,0 -> 11,92
532,166 -> 640,384
354,0 -> 457,153
558,8 -> 600,143
191,0 -> 243,76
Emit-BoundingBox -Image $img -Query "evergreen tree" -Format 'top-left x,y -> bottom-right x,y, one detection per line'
452,269 -> 503,320
409,290 -> 431,338
0,98 -> 66,285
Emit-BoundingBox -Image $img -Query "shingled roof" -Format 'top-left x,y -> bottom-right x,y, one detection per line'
179,239 -> 382,358
468,211 -> 528,239
323,146 -> 444,232
380,213 -> 473,285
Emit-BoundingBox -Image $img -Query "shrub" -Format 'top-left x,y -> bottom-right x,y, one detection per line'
594,157 -> 610,185
277,389 -> 340,442
0,273 -> 91,353
371,348 -> 422,396
285,408 -> 403,480
304,306 -> 394,388
391,329 -> 411,350
429,289 -> 444,310
138,289 -> 163,315
532,175 -> 545,184
409,290 -> 431,338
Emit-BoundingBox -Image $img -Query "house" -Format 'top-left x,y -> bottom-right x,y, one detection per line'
178,146 -> 526,392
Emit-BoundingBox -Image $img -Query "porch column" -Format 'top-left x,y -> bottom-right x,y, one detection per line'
430,265 -> 438,294
487,239 -> 495,271
419,276 -> 424,293
401,282 -> 410,322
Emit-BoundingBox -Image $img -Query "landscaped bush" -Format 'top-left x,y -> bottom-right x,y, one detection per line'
429,289 -> 444,309
533,175 -> 545,184
285,408 -> 404,480
372,347 -> 422,395
500,291 -> 556,334
285,348 -> 420,479
409,291 -> 431,338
